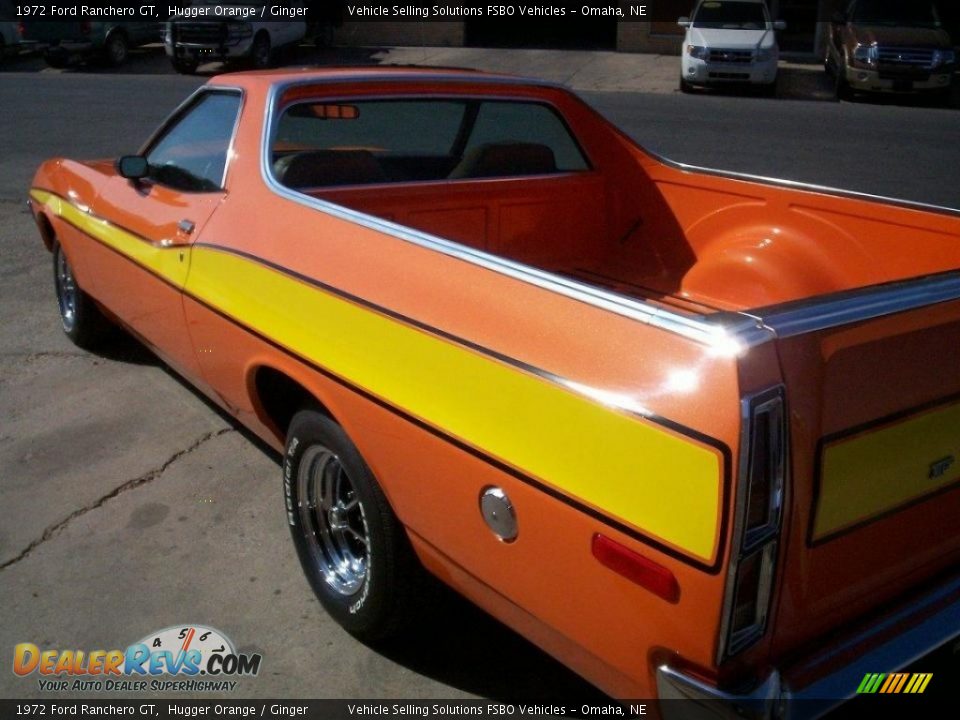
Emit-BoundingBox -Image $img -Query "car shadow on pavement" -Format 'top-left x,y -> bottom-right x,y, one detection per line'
376,581 -> 611,703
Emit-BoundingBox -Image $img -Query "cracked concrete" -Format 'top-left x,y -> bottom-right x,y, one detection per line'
0,428 -> 234,571
0,81 -> 602,701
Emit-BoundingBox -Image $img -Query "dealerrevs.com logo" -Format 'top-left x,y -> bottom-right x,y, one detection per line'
13,625 -> 262,692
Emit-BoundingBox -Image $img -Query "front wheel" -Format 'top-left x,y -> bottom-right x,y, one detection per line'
284,411 -> 421,642
679,75 -> 693,93
53,241 -> 111,349
103,31 -> 129,66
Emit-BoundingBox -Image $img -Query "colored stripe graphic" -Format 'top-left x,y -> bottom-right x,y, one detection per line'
857,672 -> 932,694
31,189 -> 727,565
814,399 -> 960,543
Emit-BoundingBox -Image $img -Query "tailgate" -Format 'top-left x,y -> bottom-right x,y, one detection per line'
767,288 -> 960,660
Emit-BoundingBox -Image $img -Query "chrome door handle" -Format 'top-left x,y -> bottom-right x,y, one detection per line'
178,219 -> 195,235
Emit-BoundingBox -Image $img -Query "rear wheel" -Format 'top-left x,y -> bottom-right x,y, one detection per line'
284,410 -> 422,642
53,241 -> 111,349
103,31 -> 129,67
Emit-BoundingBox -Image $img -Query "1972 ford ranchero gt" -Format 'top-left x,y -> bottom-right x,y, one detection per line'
29,68 -> 960,714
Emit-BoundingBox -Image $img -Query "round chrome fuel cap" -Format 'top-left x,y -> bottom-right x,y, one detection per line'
480,487 -> 518,542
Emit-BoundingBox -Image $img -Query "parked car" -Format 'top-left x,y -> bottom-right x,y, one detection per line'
164,1 -> 307,74
28,68 -> 960,710
826,0 -> 956,99
20,20 -> 159,68
678,0 -> 785,94
0,20 -> 23,59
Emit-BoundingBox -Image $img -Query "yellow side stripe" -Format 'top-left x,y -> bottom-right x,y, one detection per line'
814,399 -> 960,542
32,188 -> 725,564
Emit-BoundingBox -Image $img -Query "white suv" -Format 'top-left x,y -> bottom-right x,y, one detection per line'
679,0 -> 785,94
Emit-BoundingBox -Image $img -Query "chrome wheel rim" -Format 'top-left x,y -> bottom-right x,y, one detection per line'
110,40 -> 126,64
298,446 -> 369,596
55,248 -> 78,332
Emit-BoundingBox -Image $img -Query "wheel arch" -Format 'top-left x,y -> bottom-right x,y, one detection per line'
249,364 -> 336,444
35,211 -> 57,253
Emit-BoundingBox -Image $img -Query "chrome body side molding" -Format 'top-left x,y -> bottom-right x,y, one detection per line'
255,76 -> 960,354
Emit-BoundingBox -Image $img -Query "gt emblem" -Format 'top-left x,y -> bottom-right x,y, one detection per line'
929,455 -> 955,479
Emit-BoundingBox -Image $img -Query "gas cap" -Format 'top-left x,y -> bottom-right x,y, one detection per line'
480,487 -> 517,542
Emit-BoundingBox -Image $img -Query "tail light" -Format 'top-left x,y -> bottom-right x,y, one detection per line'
17,22 -> 25,39
80,21 -> 92,36
718,387 -> 786,660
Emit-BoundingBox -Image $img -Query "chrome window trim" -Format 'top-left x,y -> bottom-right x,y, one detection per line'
136,85 -> 245,193
254,75 -> 960,350
260,77 -> 760,352
272,94 -> 596,176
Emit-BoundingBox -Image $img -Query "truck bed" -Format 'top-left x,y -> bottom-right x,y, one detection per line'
298,153 -> 960,316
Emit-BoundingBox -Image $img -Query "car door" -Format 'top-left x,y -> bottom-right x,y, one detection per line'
90,89 -> 242,381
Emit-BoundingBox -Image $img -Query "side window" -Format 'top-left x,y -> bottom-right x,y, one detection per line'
145,92 -> 241,193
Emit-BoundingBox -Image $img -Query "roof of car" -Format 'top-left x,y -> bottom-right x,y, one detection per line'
207,65 -> 562,91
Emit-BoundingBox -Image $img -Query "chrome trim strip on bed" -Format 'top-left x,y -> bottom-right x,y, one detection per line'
256,75 -> 960,351
647,153 -> 960,219
259,77 -> 766,354
751,271 -> 960,339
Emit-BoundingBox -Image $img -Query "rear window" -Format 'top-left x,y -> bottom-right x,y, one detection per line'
271,98 -> 590,189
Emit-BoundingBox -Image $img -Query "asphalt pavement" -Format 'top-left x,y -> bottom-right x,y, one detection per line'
0,45 -> 958,702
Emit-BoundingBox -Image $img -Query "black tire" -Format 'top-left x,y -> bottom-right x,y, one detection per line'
761,78 -> 778,98
679,75 -> 693,93
103,31 -> 129,67
284,410 -> 421,642
250,32 -> 272,69
53,241 -> 111,350
171,58 -> 199,75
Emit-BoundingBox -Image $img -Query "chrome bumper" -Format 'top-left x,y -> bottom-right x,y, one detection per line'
658,571 -> 960,718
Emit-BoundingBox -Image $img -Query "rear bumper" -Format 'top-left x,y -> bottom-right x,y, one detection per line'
657,569 -> 960,718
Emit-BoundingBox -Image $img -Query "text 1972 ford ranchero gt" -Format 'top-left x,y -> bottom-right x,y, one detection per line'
28,68 -> 960,714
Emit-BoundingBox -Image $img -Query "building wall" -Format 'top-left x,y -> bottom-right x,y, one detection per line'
334,21 -> 465,48
334,1 -> 834,55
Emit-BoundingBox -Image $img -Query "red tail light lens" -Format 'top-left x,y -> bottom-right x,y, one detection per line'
80,21 -> 92,36
592,534 -> 680,603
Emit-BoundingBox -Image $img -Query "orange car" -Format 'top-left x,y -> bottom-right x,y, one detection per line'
28,68 -> 960,712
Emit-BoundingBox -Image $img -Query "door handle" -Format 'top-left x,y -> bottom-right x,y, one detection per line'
178,219 -> 196,235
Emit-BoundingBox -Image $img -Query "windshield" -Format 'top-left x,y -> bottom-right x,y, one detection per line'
851,0 -> 940,27
693,1 -> 768,29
